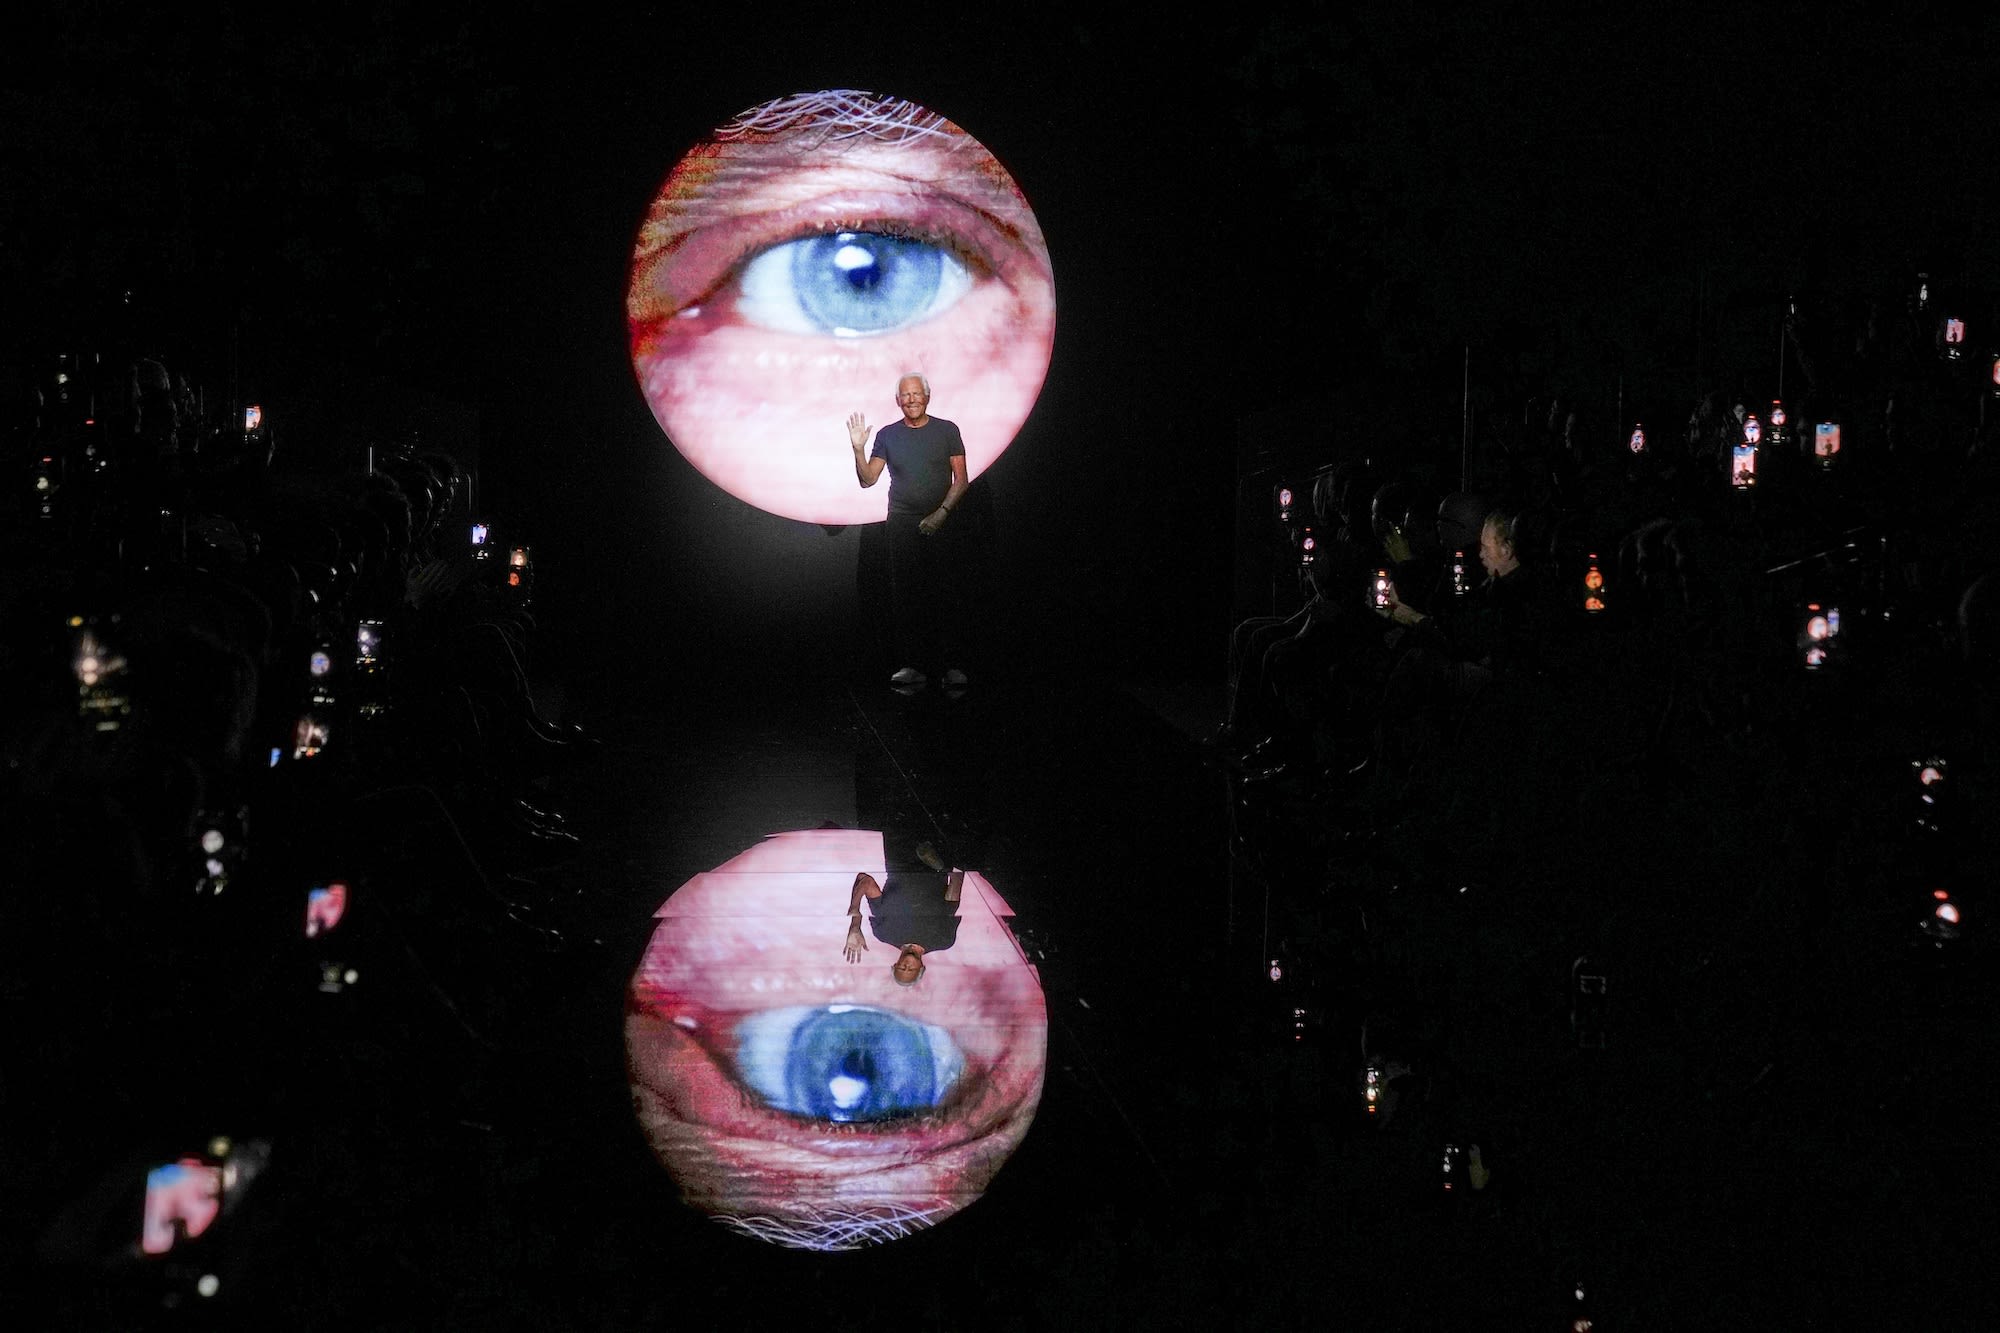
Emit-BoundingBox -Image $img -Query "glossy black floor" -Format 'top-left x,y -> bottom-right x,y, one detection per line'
27,624 -> 1999,1330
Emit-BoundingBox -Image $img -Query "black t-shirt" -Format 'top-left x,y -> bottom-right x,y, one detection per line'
867,873 -> 961,952
871,418 -> 965,517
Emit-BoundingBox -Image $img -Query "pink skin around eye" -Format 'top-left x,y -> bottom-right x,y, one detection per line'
628,106 -> 1057,526
623,829 -> 1048,1248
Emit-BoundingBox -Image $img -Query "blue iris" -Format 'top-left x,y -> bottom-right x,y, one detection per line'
735,1004 -> 964,1124
790,232 -> 945,335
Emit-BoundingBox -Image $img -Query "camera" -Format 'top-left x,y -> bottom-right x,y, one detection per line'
1920,888 -> 1963,943
1450,550 -> 1471,597
1730,440 -> 1758,489
355,619 -> 383,668
1441,1142 -> 1463,1193
192,805 -> 248,896
1299,528 -> 1316,568
71,615 -> 132,732
1914,757 -> 1948,833
306,644 -> 337,709
1812,421 -> 1841,467
306,882 -> 350,939
1939,316 -> 1967,361
141,1158 -> 223,1255
291,712 -> 330,760
1767,400 -> 1791,449
32,454 -> 59,520
1572,956 -> 1607,1049
1801,602 -> 1841,670
1371,567 -> 1393,611
1628,422 -> 1647,455
1583,553 -> 1606,614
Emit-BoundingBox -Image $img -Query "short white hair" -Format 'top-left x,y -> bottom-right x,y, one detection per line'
896,373 -> 930,396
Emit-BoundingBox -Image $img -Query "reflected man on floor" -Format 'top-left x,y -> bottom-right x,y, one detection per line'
844,868 -> 963,984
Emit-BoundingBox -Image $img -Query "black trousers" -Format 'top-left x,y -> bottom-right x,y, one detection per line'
887,512 -> 961,672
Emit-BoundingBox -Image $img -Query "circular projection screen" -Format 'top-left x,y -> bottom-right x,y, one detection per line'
627,91 -> 1056,525
625,829 -> 1048,1249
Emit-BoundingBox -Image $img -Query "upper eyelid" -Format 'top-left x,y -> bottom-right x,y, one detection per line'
632,170 -> 1037,325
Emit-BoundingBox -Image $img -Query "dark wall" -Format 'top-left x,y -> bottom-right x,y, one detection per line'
7,10 -> 1997,684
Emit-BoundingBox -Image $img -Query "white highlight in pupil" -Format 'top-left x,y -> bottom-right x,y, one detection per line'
829,1075 -> 867,1108
833,244 -> 874,272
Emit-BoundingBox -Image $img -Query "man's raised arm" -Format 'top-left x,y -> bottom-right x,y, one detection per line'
848,412 -> 886,487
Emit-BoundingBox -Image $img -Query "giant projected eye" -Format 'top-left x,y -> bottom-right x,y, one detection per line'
628,90 -> 1057,525
625,829 -> 1047,1250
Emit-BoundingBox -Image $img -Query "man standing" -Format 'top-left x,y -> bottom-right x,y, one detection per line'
847,374 -> 971,688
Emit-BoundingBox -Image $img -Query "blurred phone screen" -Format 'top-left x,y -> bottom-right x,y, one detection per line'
141,1159 -> 222,1255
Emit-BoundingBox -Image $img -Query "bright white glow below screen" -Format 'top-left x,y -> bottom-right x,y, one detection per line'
624,829 -> 1048,1250
627,90 -> 1056,525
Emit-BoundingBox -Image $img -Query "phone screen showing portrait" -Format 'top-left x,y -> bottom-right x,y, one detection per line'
1731,444 -> 1757,487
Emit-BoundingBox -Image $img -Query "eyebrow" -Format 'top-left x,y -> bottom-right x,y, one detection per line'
713,90 -> 957,149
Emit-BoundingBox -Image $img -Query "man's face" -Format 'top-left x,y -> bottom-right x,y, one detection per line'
897,379 -> 930,422
892,949 -> 925,984
1478,520 -> 1517,578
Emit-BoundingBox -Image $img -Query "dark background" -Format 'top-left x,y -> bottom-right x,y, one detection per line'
7,9 -> 2000,1328
9,9 -> 1995,688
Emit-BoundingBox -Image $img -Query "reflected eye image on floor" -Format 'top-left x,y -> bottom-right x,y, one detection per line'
625,829 -> 1047,1248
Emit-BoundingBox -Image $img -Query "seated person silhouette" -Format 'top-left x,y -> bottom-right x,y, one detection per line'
843,869 -> 963,985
